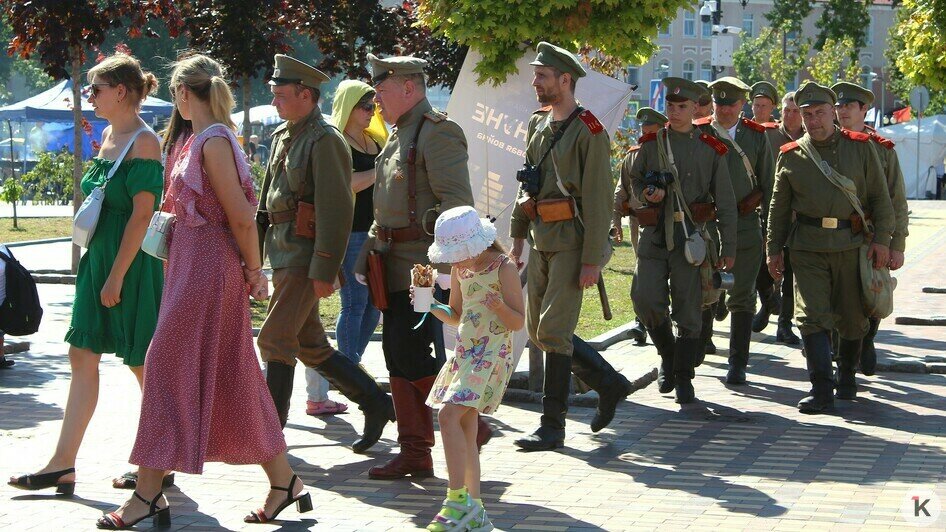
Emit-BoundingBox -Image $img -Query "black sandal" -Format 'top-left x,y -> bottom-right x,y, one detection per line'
7,467 -> 75,495
243,474 -> 312,523
96,490 -> 171,529
112,471 -> 175,490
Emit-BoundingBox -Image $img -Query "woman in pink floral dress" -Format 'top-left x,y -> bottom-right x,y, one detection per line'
97,55 -> 310,529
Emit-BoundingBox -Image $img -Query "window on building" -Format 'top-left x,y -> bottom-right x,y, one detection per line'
626,66 -> 640,86
786,75 -> 799,92
683,60 -> 695,81
742,13 -> 754,37
702,18 -> 713,38
657,59 -> 671,79
684,11 -> 696,37
866,17 -> 874,45
659,23 -> 671,37
700,60 -> 712,81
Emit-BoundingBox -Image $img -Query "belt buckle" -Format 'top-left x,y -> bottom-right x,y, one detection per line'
673,211 -> 684,222
822,217 -> 838,229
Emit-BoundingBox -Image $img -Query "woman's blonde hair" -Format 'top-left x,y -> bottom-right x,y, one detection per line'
87,53 -> 157,108
163,54 -> 236,153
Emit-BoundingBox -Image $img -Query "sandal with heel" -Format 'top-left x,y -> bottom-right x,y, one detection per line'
8,467 -> 76,495
244,474 -> 312,524
97,490 -> 171,529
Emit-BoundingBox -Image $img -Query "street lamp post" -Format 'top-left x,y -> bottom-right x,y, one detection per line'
865,69 -> 886,127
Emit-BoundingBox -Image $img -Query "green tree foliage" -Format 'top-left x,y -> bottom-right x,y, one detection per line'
415,0 -> 693,85
885,0 -> 946,115
20,150 -> 92,205
733,27 -> 810,94
764,0 -> 813,36
807,37 -> 862,86
814,0 -> 872,53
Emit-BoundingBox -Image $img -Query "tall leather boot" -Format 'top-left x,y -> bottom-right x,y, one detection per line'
674,338 -> 698,404
266,361 -> 295,428
798,332 -> 835,414
629,318 -> 648,346
860,317 -> 880,376
570,335 -> 633,432
752,286 -> 776,333
700,308 -> 716,359
726,312 -> 753,385
514,353 -> 571,451
368,376 -> 435,479
649,320 -> 676,394
835,337 -> 862,400
776,317 -> 801,345
714,291 -> 729,321
777,263 -> 800,345
315,352 -> 396,453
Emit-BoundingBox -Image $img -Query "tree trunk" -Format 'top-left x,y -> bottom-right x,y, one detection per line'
243,74 -> 251,154
71,52 -> 82,274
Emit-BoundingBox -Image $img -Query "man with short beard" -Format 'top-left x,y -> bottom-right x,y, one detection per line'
767,82 -> 894,414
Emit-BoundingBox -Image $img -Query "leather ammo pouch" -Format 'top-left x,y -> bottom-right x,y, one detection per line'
536,197 -> 577,222
634,206 -> 660,226
295,200 -> 316,239
620,200 -> 631,216
737,188 -> 763,216
366,250 -> 389,311
850,213 -> 870,235
689,202 -> 717,223
517,196 -> 538,221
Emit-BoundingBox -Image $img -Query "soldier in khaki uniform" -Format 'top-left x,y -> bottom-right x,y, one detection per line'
510,42 -> 632,451
256,55 -> 394,453
832,81 -> 909,382
767,82 -> 895,413
695,80 -> 713,119
695,77 -> 774,385
355,54 -> 483,479
630,77 -> 737,404
613,107 -> 668,345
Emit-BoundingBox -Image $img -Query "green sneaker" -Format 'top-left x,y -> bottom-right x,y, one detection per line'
469,505 -> 494,532
427,495 -> 479,532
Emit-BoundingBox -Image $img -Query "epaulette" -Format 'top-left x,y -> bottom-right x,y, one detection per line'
272,122 -> 288,136
741,117 -> 766,133
840,128 -> 871,142
699,132 -> 728,155
627,145 -> 642,153
639,132 -> 657,144
424,110 -> 447,123
780,141 -> 799,153
869,132 -> 895,150
762,121 -> 779,129
693,116 -> 712,126
534,106 -> 552,114
578,109 -> 604,135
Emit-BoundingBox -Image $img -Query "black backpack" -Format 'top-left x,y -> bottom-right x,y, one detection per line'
0,247 -> 43,336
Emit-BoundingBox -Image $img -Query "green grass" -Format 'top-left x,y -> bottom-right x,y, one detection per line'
0,217 -> 72,243
250,241 -> 638,338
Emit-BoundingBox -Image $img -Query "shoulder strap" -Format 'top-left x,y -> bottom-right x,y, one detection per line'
535,106 -> 583,170
104,126 -> 154,185
795,135 -> 870,229
406,119 -> 428,226
710,120 -> 757,188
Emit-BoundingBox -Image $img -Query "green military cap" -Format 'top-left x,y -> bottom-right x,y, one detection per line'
695,80 -> 712,106
751,81 -> 779,104
795,81 -> 837,107
831,81 -> 874,107
709,76 -> 751,105
367,53 -> 428,85
662,77 -> 704,103
636,107 -> 668,125
268,54 -> 329,88
529,41 -> 587,79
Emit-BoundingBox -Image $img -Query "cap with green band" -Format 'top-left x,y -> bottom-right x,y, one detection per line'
529,41 -> 587,79
831,81 -> 874,107
795,81 -> 837,107
367,53 -> 428,86
269,54 -> 330,88
709,76 -> 750,105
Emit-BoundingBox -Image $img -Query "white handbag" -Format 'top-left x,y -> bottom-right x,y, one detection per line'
72,127 -> 152,248
141,210 -> 175,261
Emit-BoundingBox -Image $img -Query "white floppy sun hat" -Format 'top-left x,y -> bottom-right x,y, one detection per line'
427,206 -> 497,264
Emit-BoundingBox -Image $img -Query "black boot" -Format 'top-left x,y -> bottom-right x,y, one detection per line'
700,308 -> 715,360
798,332 -> 835,414
266,361 -> 295,428
674,338 -> 698,404
629,318 -> 647,346
714,291 -> 729,321
860,317 -> 880,376
315,352 -> 397,453
571,336 -> 632,432
726,312 -> 753,385
835,338 -> 862,400
776,318 -> 801,345
752,286 -> 775,333
514,353 -> 570,451
649,320 -> 676,394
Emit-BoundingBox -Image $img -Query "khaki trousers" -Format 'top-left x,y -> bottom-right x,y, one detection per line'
791,248 -> 867,340
527,248 -> 583,356
258,267 -> 335,367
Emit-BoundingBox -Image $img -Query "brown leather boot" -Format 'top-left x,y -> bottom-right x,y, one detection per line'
368,376 -> 435,479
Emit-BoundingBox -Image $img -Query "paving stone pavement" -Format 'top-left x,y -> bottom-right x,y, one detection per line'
2,201 -> 945,531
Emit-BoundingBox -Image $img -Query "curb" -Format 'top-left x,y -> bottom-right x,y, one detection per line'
921,287 -> 946,294
7,236 -> 72,248
588,321 -> 640,351
32,274 -> 76,285
894,316 -> 946,326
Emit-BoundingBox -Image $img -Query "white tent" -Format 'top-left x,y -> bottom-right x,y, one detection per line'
231,105 -> 283,132
878,115 -> 946,199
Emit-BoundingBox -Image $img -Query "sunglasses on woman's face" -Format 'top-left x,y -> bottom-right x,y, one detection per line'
89,83 -> 113,97
357,101 -> 376,112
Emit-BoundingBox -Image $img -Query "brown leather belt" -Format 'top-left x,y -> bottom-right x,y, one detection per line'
264,209 -> 295,224
377,224 -> 426,243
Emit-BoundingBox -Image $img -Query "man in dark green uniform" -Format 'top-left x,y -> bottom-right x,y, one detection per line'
257,54 -> 394,452
510,42 -> 633,451
695,80 -> 713,120
832,81 -> 909,380
767,82 -> 895,413
630,77 -> 737,404
696,76 -> 774,385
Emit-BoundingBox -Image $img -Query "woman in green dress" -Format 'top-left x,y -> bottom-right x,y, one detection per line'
8,53 -> 165,495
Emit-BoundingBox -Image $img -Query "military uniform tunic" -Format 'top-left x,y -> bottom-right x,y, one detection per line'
509,108 -> 613,355
257,106 -> 354,367
768,128 -> 895,339
613,141 -> 645,244
864,126 -> 909,253
628,127 -> 737,337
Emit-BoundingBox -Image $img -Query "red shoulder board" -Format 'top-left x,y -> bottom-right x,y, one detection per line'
693,116 -> 712,126
638,132 -> 657,144
869,132 -> 895,149
699,132 -> 728,155
741,117 -> 766,132
841,128 -> 871,142
627,145 -> 642,153
762,121 -> 779,129
533,106 -> 552,114
578,110 -> 604,135
780,141 -> 800,154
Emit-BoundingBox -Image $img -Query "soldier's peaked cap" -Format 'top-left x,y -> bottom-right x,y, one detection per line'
831,82 -> 874,107
751,81 -> 779,104
795,81 -> 837,107
636,107 -> 668,125
269,54 -> 329,88
663,77 -> 704,103
529,42 -> 587,79
367,53 -> 427,86
709,76 -> 750,105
